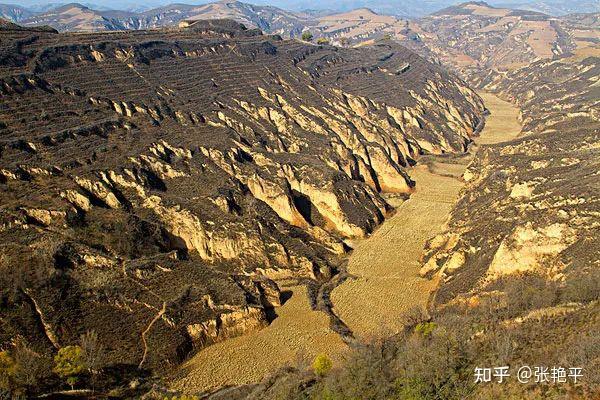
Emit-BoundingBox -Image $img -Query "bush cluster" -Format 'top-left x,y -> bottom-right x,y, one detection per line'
0,330 -> 105,397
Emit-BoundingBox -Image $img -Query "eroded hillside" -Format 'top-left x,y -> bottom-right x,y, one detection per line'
417,39 -> 600,400
192,4 -> 600,399
0,18 -> 484,389
405,2 -> 600,83
425,55 -> 599,306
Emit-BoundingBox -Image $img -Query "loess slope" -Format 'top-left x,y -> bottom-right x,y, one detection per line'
0,19 -> 484,380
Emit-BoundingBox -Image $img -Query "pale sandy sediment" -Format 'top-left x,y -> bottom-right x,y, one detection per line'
172,93 -> 522,392
172,283 -> 347,392
330,92 -> 522,338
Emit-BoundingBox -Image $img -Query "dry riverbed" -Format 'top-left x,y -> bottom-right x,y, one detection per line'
171,283 -> 348,392
331,92 -> 522,338
172,92 -> 522,392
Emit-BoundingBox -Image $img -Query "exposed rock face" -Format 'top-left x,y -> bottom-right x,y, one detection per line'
422,55 -> 599,306
0,19 -> 483,372
186,306 -> 268,348
487,222 -> 577,276
412,4 -> 599,300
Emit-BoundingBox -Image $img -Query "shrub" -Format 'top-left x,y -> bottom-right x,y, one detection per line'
311,387 -> 338,400
562,269 -> 600,304
302,31 -> 314,42
312,354 -> 333,377
0,351 -> 16,390
316,38 -> 329,45
13,342 -> 52,389
395,327 -> 475,400
403,305 -> 428,329
53,346 -> 85,389
564,327 -> 600,391
323,343 -> 396,399
415,322 -> 437,338
503,273 -> 559,316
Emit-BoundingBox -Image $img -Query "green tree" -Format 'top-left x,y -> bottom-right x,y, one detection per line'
317,37 -> 329,45
312,354 -> 333,377
302,31 -> 314,42
415,322 -> 437,338
53,346 -> 85,389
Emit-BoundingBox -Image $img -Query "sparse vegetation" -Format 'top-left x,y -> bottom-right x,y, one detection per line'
0,351 -> 16,391
302,31 -> 313,42
502,272 -> 560,317
80,330 -> 105,375
1,4 -> 598,400
249,276 -> 600,399
12,341 -> 52,390
562,269 -> 600,303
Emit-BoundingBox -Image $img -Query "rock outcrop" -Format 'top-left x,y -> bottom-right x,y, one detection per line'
0,19 -> 483,373
422,54 -> 599,307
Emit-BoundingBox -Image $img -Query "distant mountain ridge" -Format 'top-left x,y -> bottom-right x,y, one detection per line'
3,0 -> 598,24
4,0 -> 598,56
10,1 -> 314,35
0,4 -> 34,22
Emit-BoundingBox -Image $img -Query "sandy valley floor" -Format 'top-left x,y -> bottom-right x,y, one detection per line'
172,92 -> 523,392
331,92 -> 522,338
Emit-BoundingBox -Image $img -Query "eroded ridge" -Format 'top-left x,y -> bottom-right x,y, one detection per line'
408,55 -> 600,397
331,92 -> 523,339
0,19 -> 484,376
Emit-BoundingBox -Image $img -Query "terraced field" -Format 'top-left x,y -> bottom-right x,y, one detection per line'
0,19 -> 485,396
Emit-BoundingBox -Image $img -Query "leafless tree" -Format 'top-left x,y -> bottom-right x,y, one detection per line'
12,340 -> 52,390
80,330 -> 105,375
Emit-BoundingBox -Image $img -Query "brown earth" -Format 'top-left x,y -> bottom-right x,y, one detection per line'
0,19 -> 484,389
330,92 -> 522,339
171,283 -> 347,392
170,92 -> 522,393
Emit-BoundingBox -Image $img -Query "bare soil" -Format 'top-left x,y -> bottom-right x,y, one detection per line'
171,283 -> 348,392
330,92 -> 522,339
171,93 -> 522,392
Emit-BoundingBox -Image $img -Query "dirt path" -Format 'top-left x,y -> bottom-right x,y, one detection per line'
330,92 -> 522,338
171,92 -> 522,392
